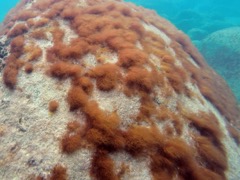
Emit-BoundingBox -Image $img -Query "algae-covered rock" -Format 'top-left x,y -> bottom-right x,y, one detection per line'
0,0 -> 240,180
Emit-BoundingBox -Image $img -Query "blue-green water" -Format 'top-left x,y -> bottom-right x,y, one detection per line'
0,0 -> 240,102
0,0 -> 19,22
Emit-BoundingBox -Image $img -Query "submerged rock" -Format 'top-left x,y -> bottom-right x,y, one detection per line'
202,20 -> 234,34
188,28 -> 207,41
0,0 -> 239,179
200,27 -> 240,102
174,10 -> 203,32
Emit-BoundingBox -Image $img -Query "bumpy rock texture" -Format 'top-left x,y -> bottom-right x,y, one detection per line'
0,0 -> 240,180
200,27 -> 240,103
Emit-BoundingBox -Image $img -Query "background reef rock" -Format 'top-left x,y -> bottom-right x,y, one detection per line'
199,27 -> 240,103
0,0 -> 240,180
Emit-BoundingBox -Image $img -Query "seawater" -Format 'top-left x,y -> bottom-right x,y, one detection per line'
0,0 -> 19,22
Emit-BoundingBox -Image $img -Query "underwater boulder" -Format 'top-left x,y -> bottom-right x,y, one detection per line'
200,27 -> 240,103
191,40 -> 202,51
175,19 -> 199,32
174,10 -> 204,32
175,10 -> 202,21
188,28 -> 207,41
202,20 -> 233,34
0,0 -> 240,179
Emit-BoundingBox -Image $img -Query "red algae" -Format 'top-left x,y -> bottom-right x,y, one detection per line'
67,86 -> 88,111
49,164 -> 68,180
48,62 -> 82,79
125,67 -> 155,93
7,23 -> 28,38
91,150 -> 118,180
90,63 -> 121,91
118,48 -> 148,68
24,63 -> 33,74
48,100 -> 59,113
